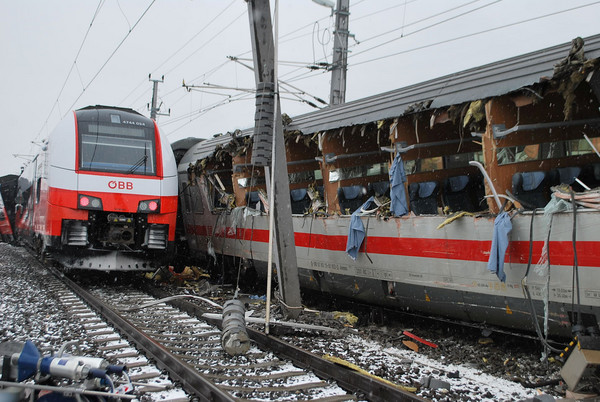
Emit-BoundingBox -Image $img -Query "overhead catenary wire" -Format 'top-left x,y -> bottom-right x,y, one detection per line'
125,9 -> 248,114
278,0 -> 497,84
349,1 -> 600,67
228,57 -> 326,106
281,0 -> 600,85
152,0 -> 410,114
157,0 -> 509,133
163,93 -> 255,135
130,0 -> 458,129
349,0 -> 505,62
103,1 -> 600,139
62,0 -> 158,118
34,0 -> 106,142
353,0 -> 487,46
118,0 -> 239,106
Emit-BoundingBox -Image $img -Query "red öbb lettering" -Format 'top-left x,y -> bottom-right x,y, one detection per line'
108,180 -> 133,190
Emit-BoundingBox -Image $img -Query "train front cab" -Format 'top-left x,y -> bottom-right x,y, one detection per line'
66,107 -> 177,268
16,107 -> 178,270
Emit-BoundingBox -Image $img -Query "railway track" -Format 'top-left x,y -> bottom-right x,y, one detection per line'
49,266 -> 425,401
1,244 -> 570,401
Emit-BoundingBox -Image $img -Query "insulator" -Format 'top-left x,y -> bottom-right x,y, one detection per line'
221,299 -> 250,356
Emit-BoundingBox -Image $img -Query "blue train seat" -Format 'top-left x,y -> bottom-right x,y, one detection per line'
442,175 -> 475,212
408,181 -> 439,215
512,171 -> 549,209
368,181 -> 390,197
245,191 -> 264,212
290,188 -> 311,214
337,185 -> 366,214
554,166 -> 582,186
580,163 -> 600,189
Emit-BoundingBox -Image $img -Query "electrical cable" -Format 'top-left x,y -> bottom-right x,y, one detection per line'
352,1 -> 416,23
279,0 -> 490,83
35,0 -> 106,141
141,0 -> 423,124
118,0 -> 238,106
62,0 -> 158,117
520,209 -> 564,354
570,190 -> 583,332
165,12 -> 246,77
349,0 -> 503,61
162,92 -> 252,127
349,1 -> 600,67
163,95 -> 255,136
126,10 -> 246,113
354,0 -> 485,46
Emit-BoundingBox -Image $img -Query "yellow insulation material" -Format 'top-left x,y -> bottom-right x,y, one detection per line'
436,211 -> 475,229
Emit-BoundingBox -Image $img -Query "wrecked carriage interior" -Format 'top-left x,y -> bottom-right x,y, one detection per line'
182,37 -> 600,219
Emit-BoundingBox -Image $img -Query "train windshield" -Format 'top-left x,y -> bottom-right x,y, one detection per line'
77,109 -> 157,175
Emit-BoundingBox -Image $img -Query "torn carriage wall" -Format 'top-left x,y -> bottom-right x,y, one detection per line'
182,34 -> 600,209
285,34 -> 600,136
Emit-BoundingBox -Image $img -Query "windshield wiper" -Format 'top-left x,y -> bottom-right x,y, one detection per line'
127,143 -> 149,174
127,154 -> 148,174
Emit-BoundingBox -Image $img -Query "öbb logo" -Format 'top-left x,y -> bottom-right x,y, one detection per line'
108,180 -> 133,190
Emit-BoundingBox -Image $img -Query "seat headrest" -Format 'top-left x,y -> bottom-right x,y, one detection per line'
520,171 -> 546,191
290,188 -> 308,202
370,181 -> 390,196
339,185 -> 363,200
557,166 -> 581,185
447,175 -> 469,193
246,191 -> 260,203
418,181 -> 438,198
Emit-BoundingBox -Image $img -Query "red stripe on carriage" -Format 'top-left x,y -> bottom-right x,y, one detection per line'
189,225 -> 599,267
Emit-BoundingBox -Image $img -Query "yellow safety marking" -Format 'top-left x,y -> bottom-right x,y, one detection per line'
323,354 -> 417,393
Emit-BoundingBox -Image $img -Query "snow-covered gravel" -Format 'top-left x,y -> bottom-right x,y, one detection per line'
2,242 -> 593,401
0,245 -> 91,352
0,243 -> 186,401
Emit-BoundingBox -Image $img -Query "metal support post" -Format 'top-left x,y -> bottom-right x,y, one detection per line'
247,0 -> 302,319
329,0 -> 350,105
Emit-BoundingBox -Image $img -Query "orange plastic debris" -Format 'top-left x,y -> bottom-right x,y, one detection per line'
402,340 -> 419,352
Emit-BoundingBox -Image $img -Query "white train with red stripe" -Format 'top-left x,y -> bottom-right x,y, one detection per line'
174,36 -> 600,338
14,105 -> 177,271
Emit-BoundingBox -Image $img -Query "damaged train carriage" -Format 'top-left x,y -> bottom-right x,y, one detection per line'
176,35 -> 600,338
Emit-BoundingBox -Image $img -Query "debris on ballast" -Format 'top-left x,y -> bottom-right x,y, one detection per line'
323,354 -> 418,393
403,330 -> 439,348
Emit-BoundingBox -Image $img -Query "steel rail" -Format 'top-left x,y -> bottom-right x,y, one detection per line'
47,267 -> 235,402
145,285 -> 426,402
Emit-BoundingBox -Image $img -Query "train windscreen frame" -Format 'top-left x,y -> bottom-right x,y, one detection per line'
76,108 -> 157,176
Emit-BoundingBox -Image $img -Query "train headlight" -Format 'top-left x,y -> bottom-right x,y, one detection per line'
138,199 -> 160,213
78,194 -> 103,210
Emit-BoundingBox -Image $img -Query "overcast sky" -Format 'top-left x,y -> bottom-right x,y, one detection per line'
1,0 -> 598,175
